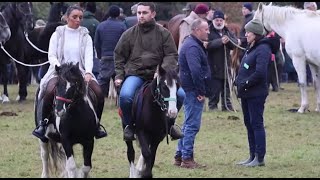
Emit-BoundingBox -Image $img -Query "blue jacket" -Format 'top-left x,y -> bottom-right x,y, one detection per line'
235,38 -> 274,98
94,18 -> 127,59
179,35 -> 211,96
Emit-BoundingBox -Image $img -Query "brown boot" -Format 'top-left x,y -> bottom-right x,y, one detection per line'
180,158 -> 206,169
173,157 -> 182,167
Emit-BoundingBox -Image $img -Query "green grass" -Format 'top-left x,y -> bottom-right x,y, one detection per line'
0,83 -> 319,178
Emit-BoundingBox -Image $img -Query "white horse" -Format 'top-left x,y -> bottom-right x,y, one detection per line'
253,2 -> 320,113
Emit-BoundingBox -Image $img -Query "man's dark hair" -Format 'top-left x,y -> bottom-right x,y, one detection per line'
137,2 -> 156,12
85,2 -> 96,14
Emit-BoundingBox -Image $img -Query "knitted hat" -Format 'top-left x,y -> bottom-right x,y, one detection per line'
108,5 -> 120,18
243,2 -> 253,12
213,10 -> 224,20
194,3 -> 209,15
244,19 -> 265,35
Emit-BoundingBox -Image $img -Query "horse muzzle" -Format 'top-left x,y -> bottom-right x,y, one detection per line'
167,108 -> 178,119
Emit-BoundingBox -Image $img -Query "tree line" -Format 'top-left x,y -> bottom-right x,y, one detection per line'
0,2 -> 307,24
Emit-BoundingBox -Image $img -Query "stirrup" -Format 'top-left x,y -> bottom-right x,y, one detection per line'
95,124 -> 107,139
33,118 -> 49,130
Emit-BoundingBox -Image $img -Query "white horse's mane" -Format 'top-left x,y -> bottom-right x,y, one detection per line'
259,4 -> 320,25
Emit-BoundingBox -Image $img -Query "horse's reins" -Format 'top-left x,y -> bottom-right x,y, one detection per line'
24,32 -> 49,54
0,42 -> 49,67
223,43 -> 238,112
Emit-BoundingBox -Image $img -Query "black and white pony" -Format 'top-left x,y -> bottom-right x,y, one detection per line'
0,2 -> 34,103
120,66 -> 179,178
35,63 -> 98,178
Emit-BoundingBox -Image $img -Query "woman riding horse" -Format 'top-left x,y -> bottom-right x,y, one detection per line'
32,5 -> 107,141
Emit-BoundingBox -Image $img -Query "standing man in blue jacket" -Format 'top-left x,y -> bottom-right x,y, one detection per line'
174,18 -> 211,169
94,5 -> 127,98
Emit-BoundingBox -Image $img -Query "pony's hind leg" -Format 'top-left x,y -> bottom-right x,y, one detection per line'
39,140 -> 50,178
292,56 -> 309,113
81,140 -> 94,178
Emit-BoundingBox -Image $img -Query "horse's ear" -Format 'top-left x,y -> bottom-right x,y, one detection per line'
268,2 -> 273,6
75,62 -> 79,68
257,2 -> 264,11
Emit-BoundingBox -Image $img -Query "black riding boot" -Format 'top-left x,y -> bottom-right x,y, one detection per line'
33,94 -> 51,141
123,124 -> 135,141
168,118 -> 184,141
32,118 -> 49,142
95,123 -> 107,139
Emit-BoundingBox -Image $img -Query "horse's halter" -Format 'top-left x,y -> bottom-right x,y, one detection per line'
153,76 -> 177,111
54,80 -> 77,116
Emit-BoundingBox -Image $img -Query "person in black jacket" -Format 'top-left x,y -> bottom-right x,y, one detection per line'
206,10 -> 237,111
235,18 -> 279,167
239,2 -> 254,62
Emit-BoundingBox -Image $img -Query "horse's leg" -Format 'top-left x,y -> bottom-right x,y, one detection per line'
150,140 -> 160,170
136,131 -> 152,178
0,64 -> 10,103
310,64 -> 320,112
125,140 -> 136,178
81,140 -> 94,178
15,64 -> 28,102
145,140 -> 161,178
39,140 -> 50,178
62,140 -> 77,178
292,56 -> 309,113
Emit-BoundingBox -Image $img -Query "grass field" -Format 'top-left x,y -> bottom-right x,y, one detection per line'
0,83 -> 319,178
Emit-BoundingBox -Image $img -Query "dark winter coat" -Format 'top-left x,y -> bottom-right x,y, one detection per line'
207,26 -> 237,79
179,35 -> 211,96
114,19 -> 178,81
235,37 -> 278,98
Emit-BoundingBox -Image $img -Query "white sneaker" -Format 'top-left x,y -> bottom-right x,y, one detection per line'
2,94 -> 10,103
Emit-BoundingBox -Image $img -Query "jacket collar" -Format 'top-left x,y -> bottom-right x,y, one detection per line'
190,34 -> 207,53
138,19 -> 156,33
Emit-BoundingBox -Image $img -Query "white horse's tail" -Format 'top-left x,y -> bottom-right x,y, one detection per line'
47,139 -> 67,178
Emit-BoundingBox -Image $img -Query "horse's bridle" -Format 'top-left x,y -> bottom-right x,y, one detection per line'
152,77 -> 177,112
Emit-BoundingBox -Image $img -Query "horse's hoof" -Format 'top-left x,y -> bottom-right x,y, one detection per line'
297,107 -> 308,113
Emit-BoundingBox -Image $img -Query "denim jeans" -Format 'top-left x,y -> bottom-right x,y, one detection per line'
175,91 -> 204,160
241,95 -> 267,161
119,75 -> 185,126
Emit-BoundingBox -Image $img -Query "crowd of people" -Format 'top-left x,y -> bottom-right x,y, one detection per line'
0,1 -> 315,170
